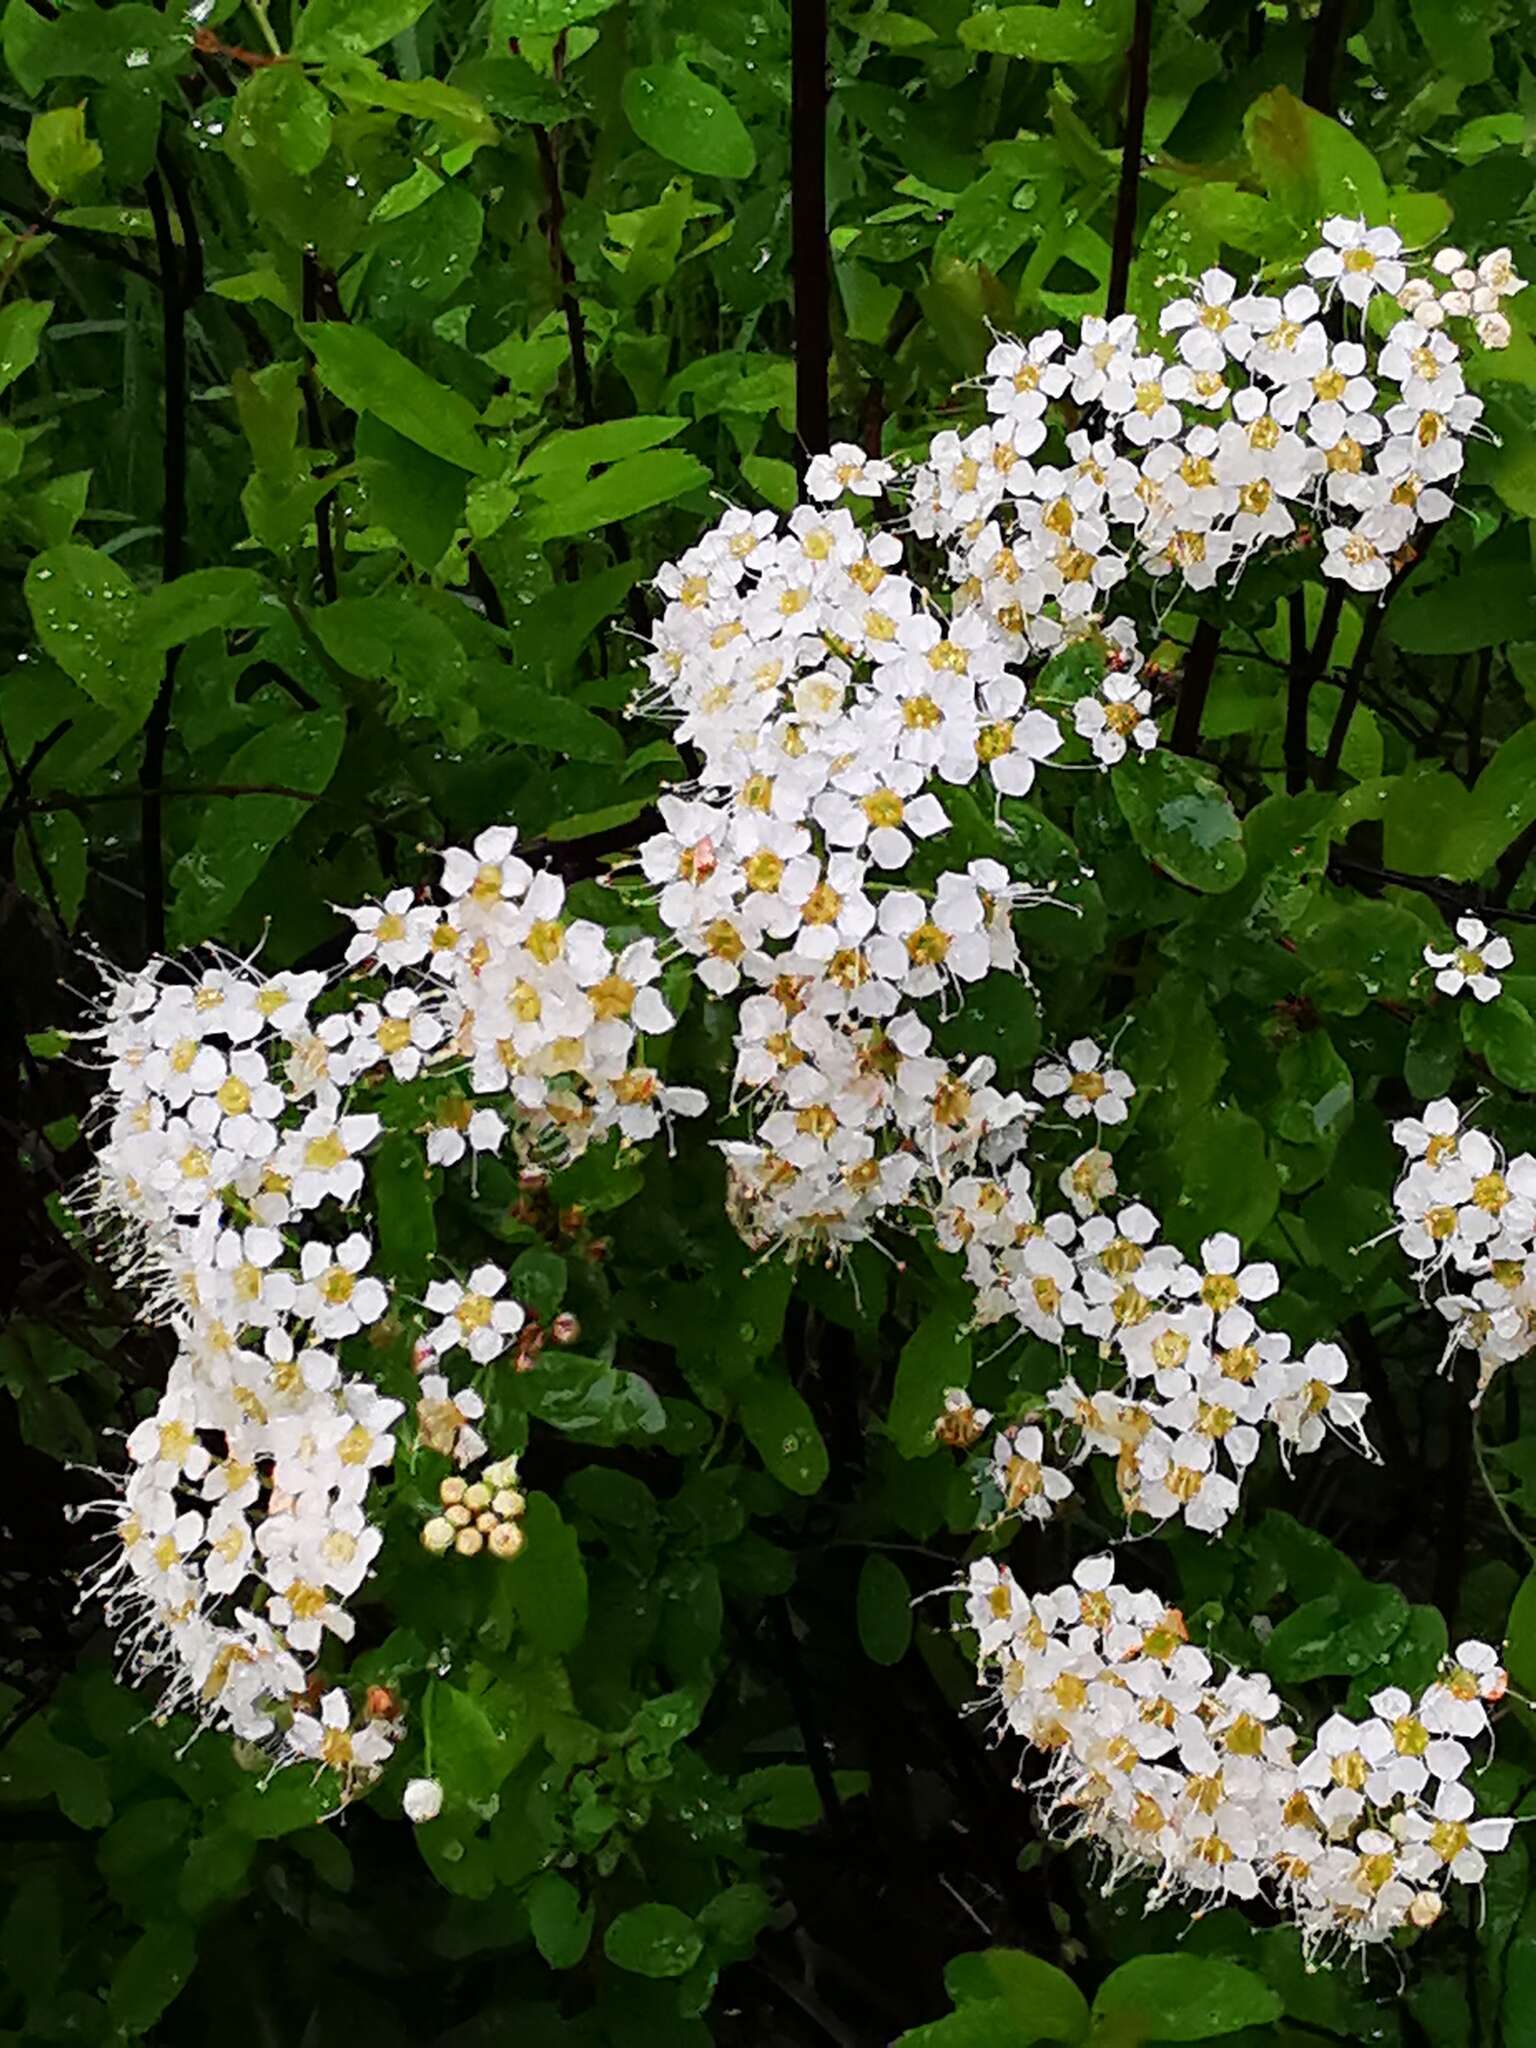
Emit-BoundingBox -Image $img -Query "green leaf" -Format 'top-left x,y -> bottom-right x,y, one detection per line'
1091,1954 -> 1283,2041
738,1763 -> 871,1828
957,3 -> 1122,62
27,104 -> 102,201
945,1948 -> 1091,2043
493,0 -> 621,32
894,2005 -> 1034,2047
108,1919 -> 197,2033
1272,1030 -> 1353,1146
856,1553 -> 913,1666
889,1308 -> 971,1457
1113,752 -> 1246,894
1165,1106 -> 1278,1243
1507,1568 -> 1536,1698
603,1902 -> 704,1979
302,322 -> 489,474
1265,1584 -> 1410,1682
0,297 -> 51,396
355,411 -> 468,570
234,65 -> 332,175
425,1680 -> 513,1805
738,1373 -> 829,1495
294,0 -> 431,58
529,1871 -> 593,1968
168,710 -> 345,944
519,415 -> 686,478
1409,0 -> 1494,83
1464,996 -> 1536,1092
312,594 -> 467,717
480,685 -> 622,760
177,1832 -> 256,1918
506,1493 -> 588,1654
526,448 -> 709,540
621,63 -> 756,180
371,1132 -> 436,1282
1392,566 -> 1536,655
24,544 -> 156,725
140,568 -> 265,652
1244,86 -> 1388,225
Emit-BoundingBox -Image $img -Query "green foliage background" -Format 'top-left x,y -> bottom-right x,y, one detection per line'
5,0 -> 1536,2043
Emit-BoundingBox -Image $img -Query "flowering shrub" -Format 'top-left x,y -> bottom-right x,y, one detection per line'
8,3 -> 1536,2046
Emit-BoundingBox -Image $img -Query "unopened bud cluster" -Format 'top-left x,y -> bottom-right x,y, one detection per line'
421,1455 -> 527,1561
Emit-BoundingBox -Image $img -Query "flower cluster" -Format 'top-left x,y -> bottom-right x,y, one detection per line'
962,1552 -> 1514,1955
909,219 -> 1520,601
77,825 -> 696,1765
1390,1097 -> 1536,1399
950,1152 -> 1375,1535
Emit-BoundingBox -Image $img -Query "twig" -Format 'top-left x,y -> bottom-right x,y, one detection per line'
0,720 -> 71,833
139,161 -> 197,958
0,723 -> 66,932
22,782 -> 326,813
1326,854 -> 1536,926
1171,616 -> 1219,755
791,0 -> 831,473
1104,0 -> 1153,320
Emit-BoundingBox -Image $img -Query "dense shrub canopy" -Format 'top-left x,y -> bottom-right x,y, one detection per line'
6,2 -> 1536,2045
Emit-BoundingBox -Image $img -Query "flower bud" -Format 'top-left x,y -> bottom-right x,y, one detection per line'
492,1488 -> 526,1521
445,1502 -> 472,1529
440,1476 -> 467,1506
476,1510 -> 498,1534
454,1525 -> 484,1557
403,1777 -> 443,1824
489,1521 -> 526,1560
550,1312 -> 581,1347
365,1685 -> 401,1721
421,1515 -> 455,1554
463,1482 -> 491,1511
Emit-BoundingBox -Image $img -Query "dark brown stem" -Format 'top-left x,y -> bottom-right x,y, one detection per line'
1104,0 -> 1153,320
1284,584 -> 1343,793
791,0 -> 830,473
533,124 -> 595,425
1302,0 -> 1350,117
1171,617 -> 1220,756
0,723 -> 66,932
140,163 -> 196,959
301,251 -> 339,605
1326,854 -> 1536,926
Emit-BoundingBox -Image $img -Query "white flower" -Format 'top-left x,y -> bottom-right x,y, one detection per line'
804,442 -> 896,502
1074,675 -> 1157,766
287,1689 -> 395,1780
1170,1232 -> 1279,1315
296,1234 -> 389,1341
424,1262 -> 526,1365
1034,1039 -> 1135,1126
1304,218 -> 1406,307
1424,914 -> 1512,1002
